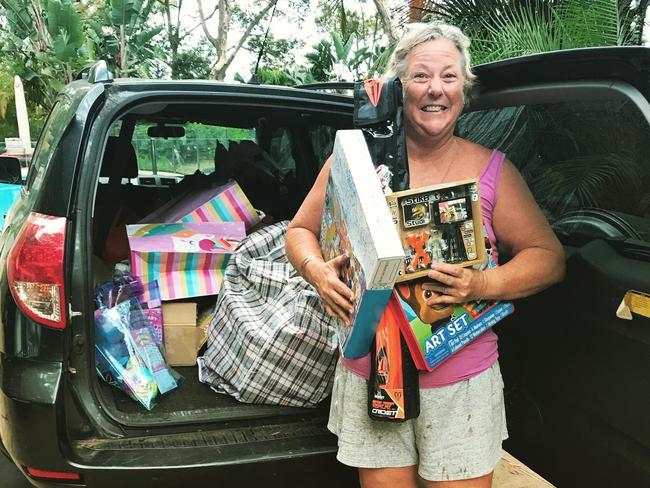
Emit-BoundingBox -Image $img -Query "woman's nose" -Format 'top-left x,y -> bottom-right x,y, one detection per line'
426,76 -> 443,96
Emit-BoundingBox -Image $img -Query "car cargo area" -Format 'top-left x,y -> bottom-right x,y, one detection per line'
87,98 -> 351,426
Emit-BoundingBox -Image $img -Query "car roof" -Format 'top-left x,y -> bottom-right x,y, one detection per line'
101,78 -> 354,105
474,46 -> 650,99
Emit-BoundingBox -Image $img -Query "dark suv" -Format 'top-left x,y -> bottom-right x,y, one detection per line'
1,49 -> 649,487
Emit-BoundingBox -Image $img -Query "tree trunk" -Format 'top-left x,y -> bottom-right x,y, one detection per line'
211,0 -> 231,80
373,0 -> 398,42
199,0 -> 279,80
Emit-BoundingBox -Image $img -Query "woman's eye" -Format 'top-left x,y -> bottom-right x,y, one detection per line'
413,73 -> 430,82
423,290 -> 432,299
444,73 -> 458,79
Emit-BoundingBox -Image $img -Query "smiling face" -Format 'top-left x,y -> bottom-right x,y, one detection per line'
402,38 -> 465,144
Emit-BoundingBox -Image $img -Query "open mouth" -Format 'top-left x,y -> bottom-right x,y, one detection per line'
421,105 -> 447,112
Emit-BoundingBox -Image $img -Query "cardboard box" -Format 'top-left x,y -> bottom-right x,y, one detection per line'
162,301 -> 203,366
319,130 -> 404,359
385,178 -> 487,282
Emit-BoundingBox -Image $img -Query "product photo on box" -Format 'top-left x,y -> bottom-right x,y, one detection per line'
386,178 -> 487,283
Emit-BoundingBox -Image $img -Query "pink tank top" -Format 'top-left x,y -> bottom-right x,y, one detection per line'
342,150 -> 506,387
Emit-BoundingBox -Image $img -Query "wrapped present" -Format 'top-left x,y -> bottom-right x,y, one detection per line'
127,222 -> 245,301
139,180 -> 260,231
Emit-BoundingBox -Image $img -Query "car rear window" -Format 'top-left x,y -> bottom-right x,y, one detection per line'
457,98 -> 650,242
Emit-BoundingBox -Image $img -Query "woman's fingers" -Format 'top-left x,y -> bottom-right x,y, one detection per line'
309,254 -> 356,325
422,266 -> 486,303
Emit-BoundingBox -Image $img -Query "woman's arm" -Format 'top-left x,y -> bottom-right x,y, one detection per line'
286,158 -> 356,323
424,159 -> 565,304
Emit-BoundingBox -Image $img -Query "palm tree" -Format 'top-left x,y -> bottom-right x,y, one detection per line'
413,0 -> 649,64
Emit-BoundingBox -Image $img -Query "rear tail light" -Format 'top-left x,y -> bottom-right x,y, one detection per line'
7,212 -> 67,329
26,466 -> 82,481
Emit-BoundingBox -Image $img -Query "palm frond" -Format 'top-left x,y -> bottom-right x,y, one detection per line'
558,0 -> 635,47
527,154 -> 644,217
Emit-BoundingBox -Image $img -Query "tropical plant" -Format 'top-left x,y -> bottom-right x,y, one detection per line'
97,0 -> 162,77
312,0 -> 397,79
425,0 -> 649,64
0,0 -> 87,107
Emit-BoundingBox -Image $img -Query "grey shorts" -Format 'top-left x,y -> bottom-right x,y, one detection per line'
327,361 -> 508,482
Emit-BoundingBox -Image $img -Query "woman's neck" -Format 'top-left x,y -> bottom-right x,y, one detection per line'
406,132 -> 457,166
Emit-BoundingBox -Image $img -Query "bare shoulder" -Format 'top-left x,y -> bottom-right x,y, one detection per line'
456,138 -> 495,173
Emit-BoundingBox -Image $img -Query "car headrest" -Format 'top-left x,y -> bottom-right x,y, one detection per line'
100,136 -> 138,179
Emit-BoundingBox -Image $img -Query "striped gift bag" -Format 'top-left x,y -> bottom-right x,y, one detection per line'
127,222 -> 246,301
139,181 -> 260,231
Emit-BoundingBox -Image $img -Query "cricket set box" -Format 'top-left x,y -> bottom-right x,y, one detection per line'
320,130 -> 404,359
385,178 -> 487,283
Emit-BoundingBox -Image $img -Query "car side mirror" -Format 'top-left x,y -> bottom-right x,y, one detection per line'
0,157 -> 22,184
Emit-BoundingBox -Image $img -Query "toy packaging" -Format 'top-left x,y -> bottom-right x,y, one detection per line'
393,235 -> 514,371
94,282 -> 182,410
368,293 -> 419,422
386,179 -> 487,282
320,130 -> 404,359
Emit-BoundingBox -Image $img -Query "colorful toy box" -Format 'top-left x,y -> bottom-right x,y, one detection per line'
385,178 -> 487,282
320,130 -> 404,359
393,232 -> 514,371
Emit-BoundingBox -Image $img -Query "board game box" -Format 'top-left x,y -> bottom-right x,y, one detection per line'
385,178 -> 487,283
320,130 -> 404,359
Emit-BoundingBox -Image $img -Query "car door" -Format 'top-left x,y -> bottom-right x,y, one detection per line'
456,48 -> 650,487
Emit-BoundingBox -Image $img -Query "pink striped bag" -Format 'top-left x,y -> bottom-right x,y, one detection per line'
127,222 -> 246,301
139,181 -> 260,231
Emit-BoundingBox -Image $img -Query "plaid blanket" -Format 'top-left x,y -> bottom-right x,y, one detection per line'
198,221 -> 339,407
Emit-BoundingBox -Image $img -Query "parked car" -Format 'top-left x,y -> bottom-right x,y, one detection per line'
0,155 -> 24,229
0,49 -> 649,487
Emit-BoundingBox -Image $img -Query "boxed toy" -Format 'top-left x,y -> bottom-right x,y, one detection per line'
386,178 -> 487,282
320,130 -> 404,359
393,232 -> 514,371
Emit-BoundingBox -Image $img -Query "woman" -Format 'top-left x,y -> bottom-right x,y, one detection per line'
286,22 -> 565,488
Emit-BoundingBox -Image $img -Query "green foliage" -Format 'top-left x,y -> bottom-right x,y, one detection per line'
0,0 -> 87,109
305,39 -> 335,82
248,66 -> 316,86
170,46 -> 215,80
430,0 -> 648,65
246,34 -> 302,70
47,0 -> 83,62
309,0 -> 394,81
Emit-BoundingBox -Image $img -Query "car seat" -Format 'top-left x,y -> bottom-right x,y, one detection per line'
94,136 -> 139,262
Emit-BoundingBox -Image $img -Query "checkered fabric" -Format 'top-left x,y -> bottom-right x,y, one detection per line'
198,221 -> 339,407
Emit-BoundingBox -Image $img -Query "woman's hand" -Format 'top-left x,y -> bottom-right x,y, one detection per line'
422,263 -> 488,305
304,254 -> 356,325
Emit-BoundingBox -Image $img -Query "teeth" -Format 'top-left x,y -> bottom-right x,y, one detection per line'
422,105 -> 445,112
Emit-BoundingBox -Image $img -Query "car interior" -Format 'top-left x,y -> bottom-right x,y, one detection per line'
91,99 -> 350,425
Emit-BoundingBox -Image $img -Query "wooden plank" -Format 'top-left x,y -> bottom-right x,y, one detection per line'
494,450 -> 555,488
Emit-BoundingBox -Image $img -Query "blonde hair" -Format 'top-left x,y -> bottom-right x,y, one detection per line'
385,22 -> 476,98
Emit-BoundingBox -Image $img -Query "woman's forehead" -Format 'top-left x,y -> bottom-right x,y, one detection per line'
406,39 -> 462,68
